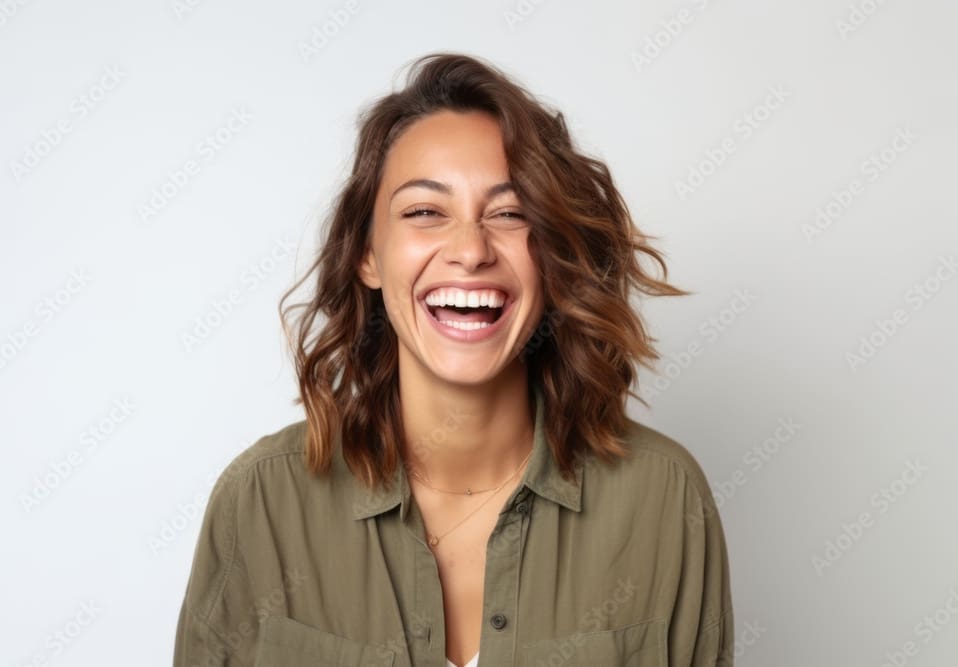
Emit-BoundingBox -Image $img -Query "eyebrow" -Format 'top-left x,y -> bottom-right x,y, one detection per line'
389,179 -> 515,203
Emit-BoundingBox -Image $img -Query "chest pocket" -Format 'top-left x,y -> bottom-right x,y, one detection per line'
254,615 -> 396,667
518,618 -> 666,667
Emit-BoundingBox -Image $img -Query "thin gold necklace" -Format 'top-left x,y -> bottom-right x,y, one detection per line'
411,447 -> 533,549
408,468 -> 496,496
408,445 -> 533,495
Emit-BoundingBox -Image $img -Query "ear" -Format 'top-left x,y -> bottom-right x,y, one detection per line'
357,244 -> 382,290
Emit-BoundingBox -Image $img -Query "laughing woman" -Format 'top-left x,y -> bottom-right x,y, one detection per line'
174,52 -> 734,667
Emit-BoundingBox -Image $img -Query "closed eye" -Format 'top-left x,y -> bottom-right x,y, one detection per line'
401,208 -> 441,218
401,208 -> 526,219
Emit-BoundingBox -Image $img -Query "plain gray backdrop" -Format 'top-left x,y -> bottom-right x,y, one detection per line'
2,0 -> 956,665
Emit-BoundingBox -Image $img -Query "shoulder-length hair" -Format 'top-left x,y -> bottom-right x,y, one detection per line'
279,52 -> 690,491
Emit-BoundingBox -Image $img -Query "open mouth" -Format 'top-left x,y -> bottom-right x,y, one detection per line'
425,303 -> 505,328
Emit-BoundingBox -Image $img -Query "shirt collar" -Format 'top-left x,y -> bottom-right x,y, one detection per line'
350,381 -> 583,521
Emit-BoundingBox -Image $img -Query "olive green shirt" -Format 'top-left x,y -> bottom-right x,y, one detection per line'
173,383 -> 734,666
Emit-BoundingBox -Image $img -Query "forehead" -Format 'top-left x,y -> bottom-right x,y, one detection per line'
380,109 -> 509,184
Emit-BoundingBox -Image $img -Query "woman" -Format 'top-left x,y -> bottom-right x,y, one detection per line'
174,52 -> 734,666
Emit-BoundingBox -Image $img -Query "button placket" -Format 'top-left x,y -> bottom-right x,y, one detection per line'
475,490 -> 529,663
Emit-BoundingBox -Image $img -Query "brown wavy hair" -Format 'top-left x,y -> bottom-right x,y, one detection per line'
279,52 -> 691,491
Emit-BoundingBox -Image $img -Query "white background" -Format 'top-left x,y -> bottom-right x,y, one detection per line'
2,0 -> 956,665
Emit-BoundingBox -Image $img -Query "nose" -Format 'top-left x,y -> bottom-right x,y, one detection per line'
440,218 -> 496,271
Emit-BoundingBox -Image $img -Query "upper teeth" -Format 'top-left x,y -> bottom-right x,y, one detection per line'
424,288 -> 506,308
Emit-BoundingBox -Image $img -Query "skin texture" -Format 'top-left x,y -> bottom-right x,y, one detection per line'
357,109 -> 545,665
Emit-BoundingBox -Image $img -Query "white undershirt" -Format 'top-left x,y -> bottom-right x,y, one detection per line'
446,650 -> 479,667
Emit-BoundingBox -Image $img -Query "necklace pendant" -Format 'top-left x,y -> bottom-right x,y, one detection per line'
429,535 -> 439,547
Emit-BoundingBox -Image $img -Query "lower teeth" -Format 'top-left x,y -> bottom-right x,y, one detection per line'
438,320 -> 491,330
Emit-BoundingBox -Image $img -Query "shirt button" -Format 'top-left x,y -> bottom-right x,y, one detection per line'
490,613 -> 507,630
515,501 -> 529,514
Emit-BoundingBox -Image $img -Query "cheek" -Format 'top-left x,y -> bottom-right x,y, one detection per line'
508,249 -> 543,301
377,234 -> 434,313
521,267 -> 546,321
383,228 -> 435,265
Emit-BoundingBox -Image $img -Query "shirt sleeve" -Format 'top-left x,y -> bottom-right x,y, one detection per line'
668,472 -> 735,666
173,464 -> 255,666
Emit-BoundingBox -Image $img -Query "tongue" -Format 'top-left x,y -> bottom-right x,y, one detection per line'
434,306 -> 498,324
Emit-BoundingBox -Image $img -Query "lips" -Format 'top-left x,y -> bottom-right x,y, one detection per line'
418,292 -> 516,341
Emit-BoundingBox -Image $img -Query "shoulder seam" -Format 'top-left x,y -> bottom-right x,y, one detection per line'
245,448 -> 303,469
188,424 -> 305,643
630,445 -> 718,514
200,463 -> 248,625
204,448 -> 304,619
230,421 -> 307,472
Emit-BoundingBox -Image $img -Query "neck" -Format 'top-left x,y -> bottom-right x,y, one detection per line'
398,362 -> 535,492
